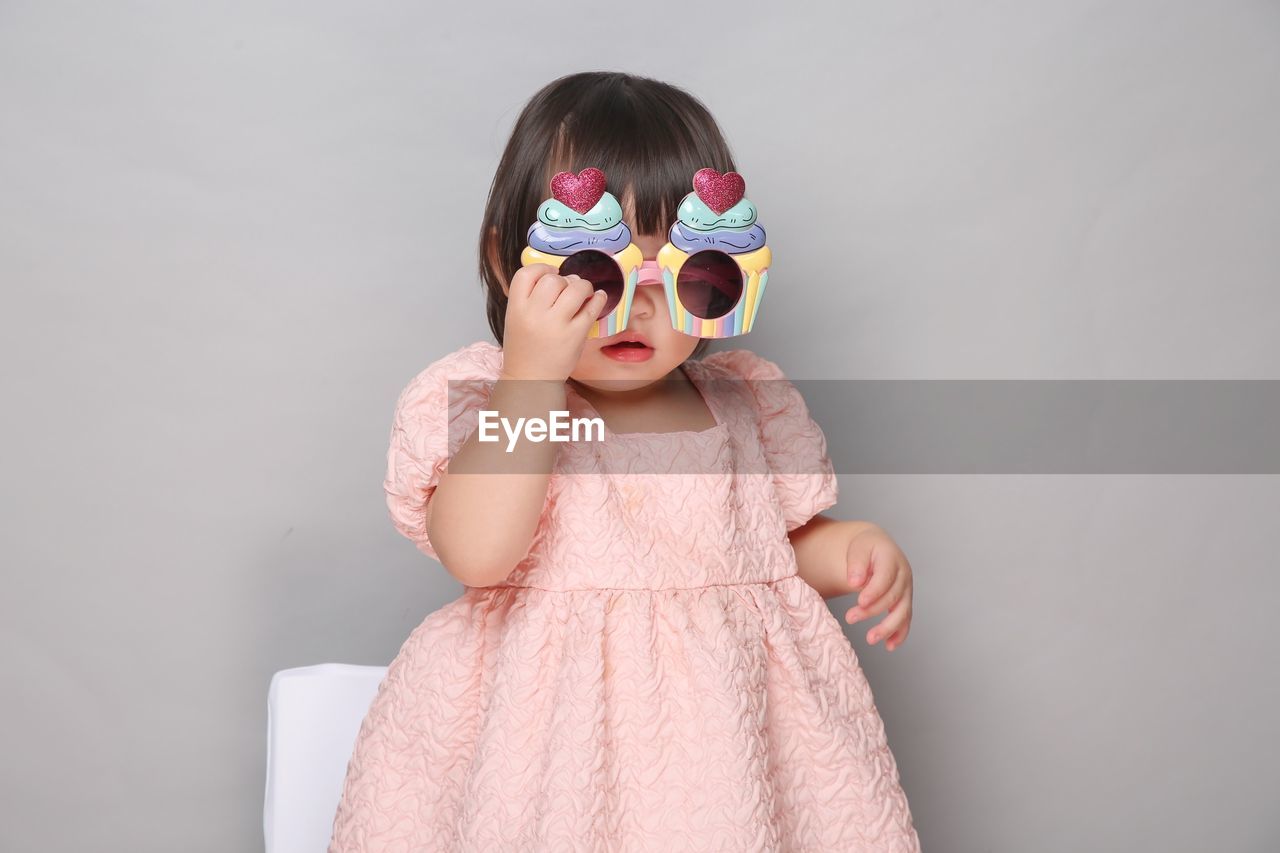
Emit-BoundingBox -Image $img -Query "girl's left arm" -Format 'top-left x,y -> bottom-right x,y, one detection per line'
788,515 -> 915,651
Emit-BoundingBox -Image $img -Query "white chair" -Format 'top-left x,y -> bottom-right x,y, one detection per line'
264,663 -> 388,853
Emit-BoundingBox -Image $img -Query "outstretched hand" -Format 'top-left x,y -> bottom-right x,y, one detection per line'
843,523 -> 914,652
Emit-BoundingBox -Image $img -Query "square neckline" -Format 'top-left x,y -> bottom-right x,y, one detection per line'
565,360 -> 728,440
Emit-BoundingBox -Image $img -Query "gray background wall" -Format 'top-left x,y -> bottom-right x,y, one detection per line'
2,1 -> 1277,850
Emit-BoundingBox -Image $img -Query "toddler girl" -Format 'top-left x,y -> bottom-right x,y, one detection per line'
330,71 -> 922,852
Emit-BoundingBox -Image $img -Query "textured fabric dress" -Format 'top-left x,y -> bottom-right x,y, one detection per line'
329,340 -> 921,852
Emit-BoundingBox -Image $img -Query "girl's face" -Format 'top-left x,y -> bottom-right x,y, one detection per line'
568,195 -> 700,390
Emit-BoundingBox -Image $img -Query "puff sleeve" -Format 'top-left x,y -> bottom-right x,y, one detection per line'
383,341 -> 504,560
709,349 -> 840,531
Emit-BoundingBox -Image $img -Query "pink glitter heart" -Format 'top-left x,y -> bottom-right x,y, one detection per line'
550,167 -> 607,215
692,168 -> 745,215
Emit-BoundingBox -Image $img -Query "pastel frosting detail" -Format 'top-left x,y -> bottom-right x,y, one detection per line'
527,220 -> 633,255
666,191 -> 764,255
675,192 -> 757,231
528,191 -> 632,256
667,220 -> 766,254
538,193 -> 624,231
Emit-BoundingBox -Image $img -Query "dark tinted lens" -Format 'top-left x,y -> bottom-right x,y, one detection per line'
560,250 -> 625,318
676,251 -> 743,319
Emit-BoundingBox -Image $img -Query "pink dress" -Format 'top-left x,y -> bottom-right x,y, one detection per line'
329,340 -> 921,852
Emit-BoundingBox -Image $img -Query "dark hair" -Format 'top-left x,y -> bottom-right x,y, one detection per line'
478,71 -> 740,361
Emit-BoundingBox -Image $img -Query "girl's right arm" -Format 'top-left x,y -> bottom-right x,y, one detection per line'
425,264 -> 607,587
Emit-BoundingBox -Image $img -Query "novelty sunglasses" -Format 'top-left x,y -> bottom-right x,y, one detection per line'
519,166 -> 772,339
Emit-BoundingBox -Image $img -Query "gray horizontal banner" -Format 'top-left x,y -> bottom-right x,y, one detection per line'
443,379 -> 1280,474
799,380 -> 1279,474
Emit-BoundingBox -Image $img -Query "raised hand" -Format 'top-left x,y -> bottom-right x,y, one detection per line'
501,263 -> 608,382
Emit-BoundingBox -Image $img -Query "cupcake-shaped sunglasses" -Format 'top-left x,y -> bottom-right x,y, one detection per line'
520,167 -> 770,339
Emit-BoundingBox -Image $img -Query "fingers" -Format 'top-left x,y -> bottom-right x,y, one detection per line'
847,590 -> 913,650
527,270 -> 571,311
846,571 -> 908,624
518,267 -> 599,326
884,621 -> 911,652
879,597 -> 913,651
570,288 -> 608,325
509,263 -> 557,303
842,525 -> 916,651
550,274 -> 597,320
844,568 -> 906,622
856,548 -> 895,608
866,597 -> 912,648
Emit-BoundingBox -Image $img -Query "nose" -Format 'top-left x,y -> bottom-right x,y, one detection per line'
628,261 -> 664,321
637,259 -> 663,287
